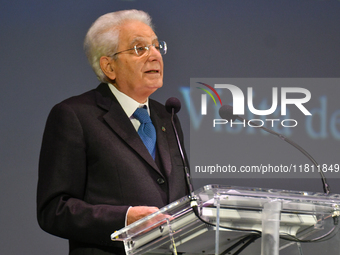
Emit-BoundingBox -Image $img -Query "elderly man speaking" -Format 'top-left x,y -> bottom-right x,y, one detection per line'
37,10 -> 188,255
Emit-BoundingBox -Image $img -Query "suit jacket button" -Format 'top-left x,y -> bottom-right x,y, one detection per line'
157,178 -> 165,184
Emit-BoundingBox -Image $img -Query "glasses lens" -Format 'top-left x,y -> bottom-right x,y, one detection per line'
135,46 -> 147,56
159,41 -> 167,55
134,41 -> 167,56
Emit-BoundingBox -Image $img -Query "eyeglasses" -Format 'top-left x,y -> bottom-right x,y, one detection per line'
112,41 -> 167,57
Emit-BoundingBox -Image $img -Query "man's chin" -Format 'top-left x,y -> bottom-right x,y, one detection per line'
149,85 -> 162,94
148,82 -> 163,91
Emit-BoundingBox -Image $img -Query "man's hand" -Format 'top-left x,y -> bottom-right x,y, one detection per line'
127,206 -> 159,225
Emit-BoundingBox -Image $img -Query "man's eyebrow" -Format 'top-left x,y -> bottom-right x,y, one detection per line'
130,36 -> 159,46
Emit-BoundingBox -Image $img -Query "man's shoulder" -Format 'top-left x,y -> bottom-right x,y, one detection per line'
47,84 -> 111,118
55,83 -> 109,108
59,90 -> 95,105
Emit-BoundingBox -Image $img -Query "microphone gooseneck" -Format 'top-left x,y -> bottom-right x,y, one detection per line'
219,105 -> 331,195
165,98 -> 199,216
165,97 -> 194,196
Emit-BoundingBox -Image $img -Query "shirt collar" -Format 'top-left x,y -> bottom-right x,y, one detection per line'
108,83 -> 150,118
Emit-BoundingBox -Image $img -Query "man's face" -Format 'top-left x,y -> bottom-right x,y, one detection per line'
110,20 -> 164,103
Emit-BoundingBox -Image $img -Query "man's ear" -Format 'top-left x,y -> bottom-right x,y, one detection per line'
100,56 -> 116,80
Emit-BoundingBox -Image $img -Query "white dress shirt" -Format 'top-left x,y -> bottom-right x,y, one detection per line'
108,83 -> 150,131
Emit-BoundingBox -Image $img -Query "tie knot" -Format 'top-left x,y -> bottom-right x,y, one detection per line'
133,107 -> 151,124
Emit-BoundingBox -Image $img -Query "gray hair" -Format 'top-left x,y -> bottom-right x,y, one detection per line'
84,10 -> 154,82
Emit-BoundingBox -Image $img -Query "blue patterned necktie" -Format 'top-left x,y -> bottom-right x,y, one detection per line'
133,107 -> 156,159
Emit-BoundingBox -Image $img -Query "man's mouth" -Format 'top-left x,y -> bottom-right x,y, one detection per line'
145,70 -> 159,73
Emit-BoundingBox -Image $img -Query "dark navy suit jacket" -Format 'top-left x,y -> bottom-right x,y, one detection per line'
37,83 -> 188,254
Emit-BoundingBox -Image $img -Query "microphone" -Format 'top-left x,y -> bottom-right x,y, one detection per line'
165,97 -> 181,114
219,105 -> 331,195
165,97 -> 194,196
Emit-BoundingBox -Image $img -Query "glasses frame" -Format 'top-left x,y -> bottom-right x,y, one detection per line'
112,41 -> 167,57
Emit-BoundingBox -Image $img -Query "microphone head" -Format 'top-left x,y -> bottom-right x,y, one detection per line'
165,97 -> 181,114
219,105 -> 237,121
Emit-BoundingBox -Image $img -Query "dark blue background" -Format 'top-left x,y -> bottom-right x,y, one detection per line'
1,0 -> 339,253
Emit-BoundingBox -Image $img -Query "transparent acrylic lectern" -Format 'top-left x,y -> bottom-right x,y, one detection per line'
111,185 -> 340,255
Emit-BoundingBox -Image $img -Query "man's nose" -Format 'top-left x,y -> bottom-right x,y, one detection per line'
148,45 -> 162,59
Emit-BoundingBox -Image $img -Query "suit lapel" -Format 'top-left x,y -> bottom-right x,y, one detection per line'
150,100 -> 172,178
95,83 -> 162,175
